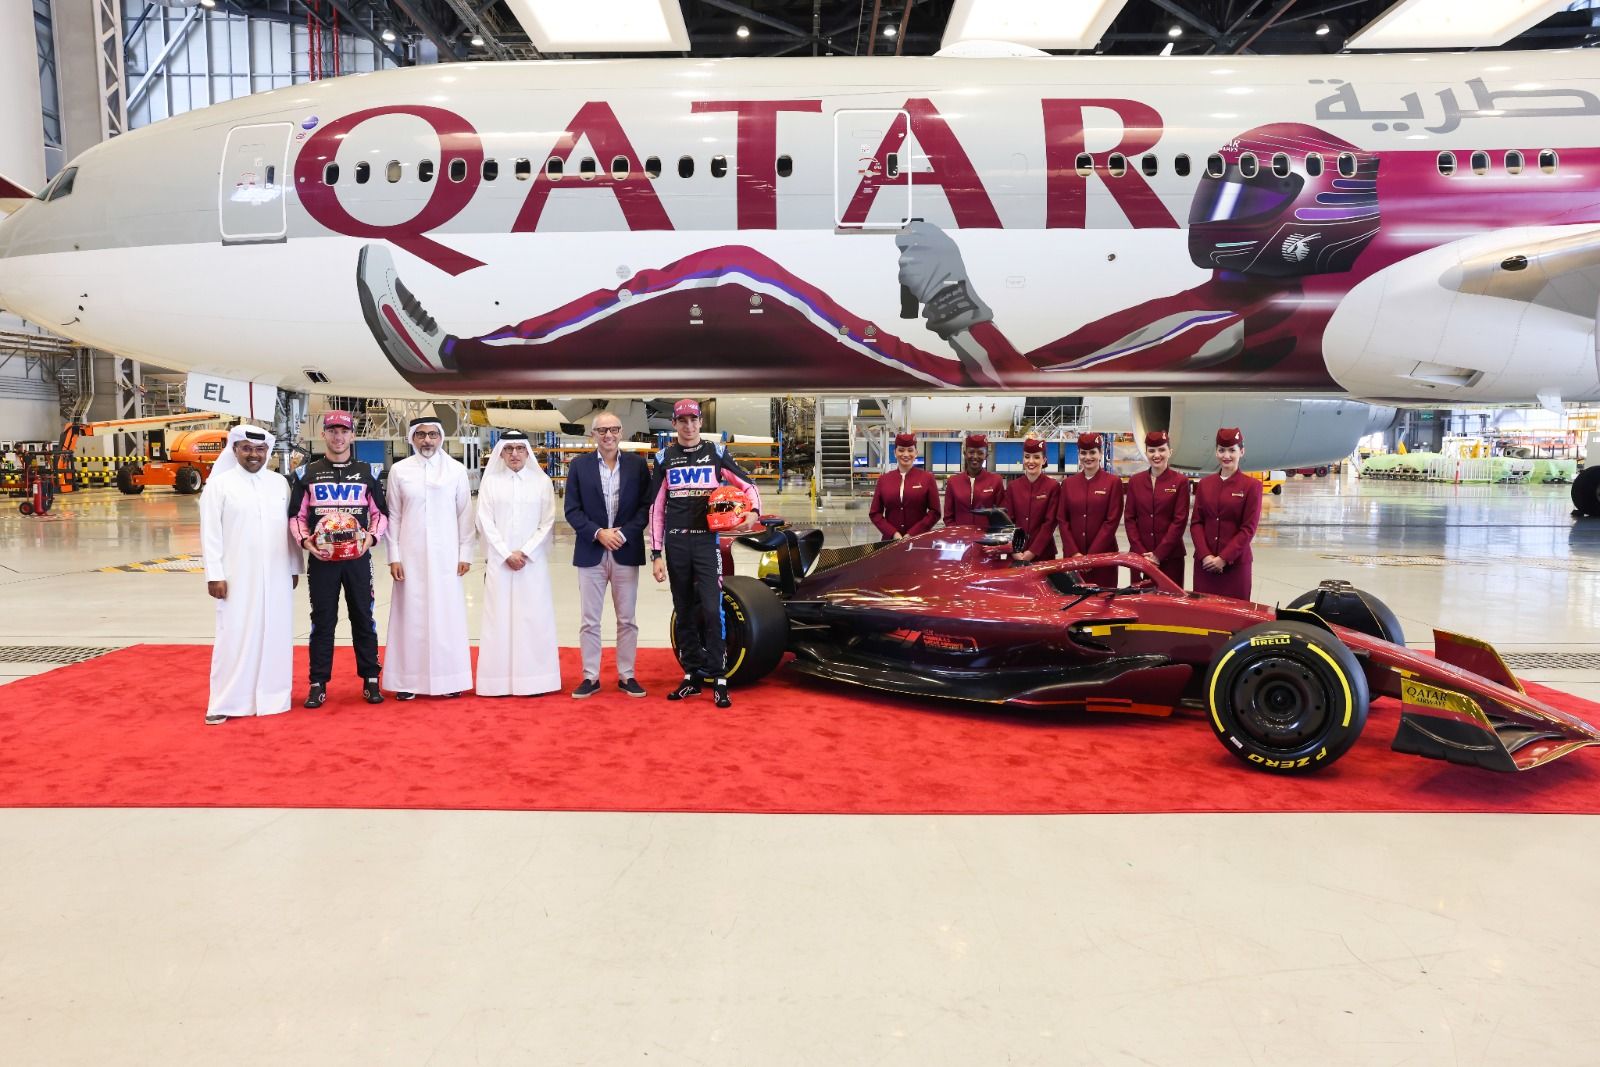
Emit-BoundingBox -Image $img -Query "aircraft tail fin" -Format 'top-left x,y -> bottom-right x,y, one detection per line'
0,171 -> 34,216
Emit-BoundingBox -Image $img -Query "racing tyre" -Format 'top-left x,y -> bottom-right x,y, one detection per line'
116,464 -> 145,495
1287,586 -> 1404,646
670,574 -> 788,687
1204,621 -> 1369,775
173,466 -> 203,495
1572,466 -> 1600,517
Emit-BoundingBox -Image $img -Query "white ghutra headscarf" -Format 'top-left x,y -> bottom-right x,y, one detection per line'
209,424 -> 276,479
481,430 -> 551,489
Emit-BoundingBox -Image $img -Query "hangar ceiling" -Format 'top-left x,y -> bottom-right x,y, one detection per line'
223,0 -> 1600,62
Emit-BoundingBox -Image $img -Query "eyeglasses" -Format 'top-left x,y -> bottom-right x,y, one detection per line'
593,426 -> 623,435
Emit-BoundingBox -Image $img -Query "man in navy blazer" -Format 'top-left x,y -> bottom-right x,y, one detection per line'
564,411 -> 652,698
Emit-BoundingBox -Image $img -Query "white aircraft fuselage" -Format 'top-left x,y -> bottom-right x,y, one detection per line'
0,51 -> 1596,414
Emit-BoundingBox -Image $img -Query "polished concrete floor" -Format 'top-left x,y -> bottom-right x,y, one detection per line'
3,473 -> 1599,1064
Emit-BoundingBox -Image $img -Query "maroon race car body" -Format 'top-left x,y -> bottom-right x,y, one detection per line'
703,516 -> 1600,775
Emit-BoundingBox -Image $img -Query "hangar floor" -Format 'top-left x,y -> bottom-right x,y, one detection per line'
2,475 -> 1598,1064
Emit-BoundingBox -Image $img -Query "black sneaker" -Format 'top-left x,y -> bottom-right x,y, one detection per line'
713,680 -> 732,709
303,683 -> 327,709
204,713 -> 228,726
618,678 -> 646,698
363,678 -> 384,704
572,678 -> 602,699
667,675 -> 702,701
395,691 -> 416,701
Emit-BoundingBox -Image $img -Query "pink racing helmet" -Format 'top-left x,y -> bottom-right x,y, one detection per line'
1187,123 -> 1380,278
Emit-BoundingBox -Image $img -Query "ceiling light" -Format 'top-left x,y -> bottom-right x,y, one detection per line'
470,34 -> 485,47
1346,0 -> 1565,50
941,0 -> 1131,50
1315,22 -> 1330,36
198,0 -> 215,8
735,25 -> 749,38
381,27 -> 397,42
1167,24 -> 1182,37
502,0 -> 692,52
884,26 -> 897,38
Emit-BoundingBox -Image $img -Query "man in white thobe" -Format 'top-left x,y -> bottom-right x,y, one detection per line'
475,431 -> 561,696
200,426 -> 302,725
384,417 -> 475,699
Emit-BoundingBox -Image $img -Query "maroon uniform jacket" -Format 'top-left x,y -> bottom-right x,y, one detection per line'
944,471 -> 1006,528
1058,469 -> 1125,586
1124,467 -> 1192,587
870,467 -> 941,539
1004,474 -> 1060,560
1190,472 -> 1263,601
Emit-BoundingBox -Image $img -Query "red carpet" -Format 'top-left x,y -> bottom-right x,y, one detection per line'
4,645 -> 1600,814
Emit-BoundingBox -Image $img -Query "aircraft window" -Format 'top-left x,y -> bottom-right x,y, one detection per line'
885,152 -> 899,179
1470,151 -> 1488,175
1140,154 -> 1158,177
1238,152 -> 1258,179
355,161 -> 371,184
1504,150 -> 1524,175
546,157 -> 563,180
1174,154 -> 1191,177
1271,152 -> 1290,178
385,161 -> 402,183
322,163 -> 340,185
679,155 -> 694,178
1305,152 -> 1323,177
645,155 -> 662,178
711,155 -> 728,178
418,160 -> 435,183
1205,153 -> 1225,178
1108,152 -> 1127,177
777,154 -> 793,178
448,158 -> 467,183
1074,152 -> 1092,177
515,158 -> 531,180
43,167 -> 77,201
1539,149 -> 1559,173
1337,152 -> 1357,178
579,157 -> 597,180
482,159 -> 499,181
1436,151 -> 1456,176
611,156 -> 629,180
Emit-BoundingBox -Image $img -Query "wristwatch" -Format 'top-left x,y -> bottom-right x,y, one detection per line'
651,550 -> 663,561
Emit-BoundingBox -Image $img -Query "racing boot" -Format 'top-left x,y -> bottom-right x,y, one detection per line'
363,678 -> 384,704
356,244 -> 458,376
713,679 -> 731,709
303,683 -> 327,709
667,675 -> 702,701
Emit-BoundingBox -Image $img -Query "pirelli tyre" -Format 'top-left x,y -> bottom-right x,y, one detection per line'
1572,466 -> 1600,517
670,574 -> 788,687
116,464 -> 145,495
174,466 -> 204,495
1204,621 -> 1369,775
1287,585 -> 1404,646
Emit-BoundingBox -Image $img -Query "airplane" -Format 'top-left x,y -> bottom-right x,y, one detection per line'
0,49 -> 1597,476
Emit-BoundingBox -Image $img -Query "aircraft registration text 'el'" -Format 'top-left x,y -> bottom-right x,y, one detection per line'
0,50 -> 1597,462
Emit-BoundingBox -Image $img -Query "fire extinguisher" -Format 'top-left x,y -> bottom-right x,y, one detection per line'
19,463 -> 52,516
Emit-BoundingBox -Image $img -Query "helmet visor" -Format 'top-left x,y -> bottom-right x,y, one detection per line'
1188,171 -> 1303,227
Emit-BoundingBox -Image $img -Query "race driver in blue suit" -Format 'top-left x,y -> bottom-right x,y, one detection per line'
647,399 -> 762,708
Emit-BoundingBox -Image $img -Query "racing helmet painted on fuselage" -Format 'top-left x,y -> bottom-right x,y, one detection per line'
1187,123 -> 1380,278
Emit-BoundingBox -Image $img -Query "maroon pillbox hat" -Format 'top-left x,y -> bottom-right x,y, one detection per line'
1216,427 -> 1244,447
893,432 -> 917,448
1022,438 -> 1045,455
1144,430 -> 1169,448
1076,432 -> 1102,451
963,433 -> 988,449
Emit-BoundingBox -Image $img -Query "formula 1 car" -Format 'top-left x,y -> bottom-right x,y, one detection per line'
674,513 -> 1600,776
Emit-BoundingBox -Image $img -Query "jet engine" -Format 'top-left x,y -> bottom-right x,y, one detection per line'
1133,396 -> 1395,472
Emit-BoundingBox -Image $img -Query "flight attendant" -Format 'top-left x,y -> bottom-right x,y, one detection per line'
1124,430 -> 1191,587
869,432 -> 941,540
1004,438 -> 1058,562
1058,431 -> 1124,587
943,433 -> 1006,527
1191,427 -> 1263,601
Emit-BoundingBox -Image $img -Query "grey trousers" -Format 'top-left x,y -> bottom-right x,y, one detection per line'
577,554 -> 641,681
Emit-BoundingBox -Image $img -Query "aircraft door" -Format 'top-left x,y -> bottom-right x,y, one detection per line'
834,109 -> 912,230
219,122 -> 293,244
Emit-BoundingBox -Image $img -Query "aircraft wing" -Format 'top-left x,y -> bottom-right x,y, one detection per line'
0,171 -> 33,216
